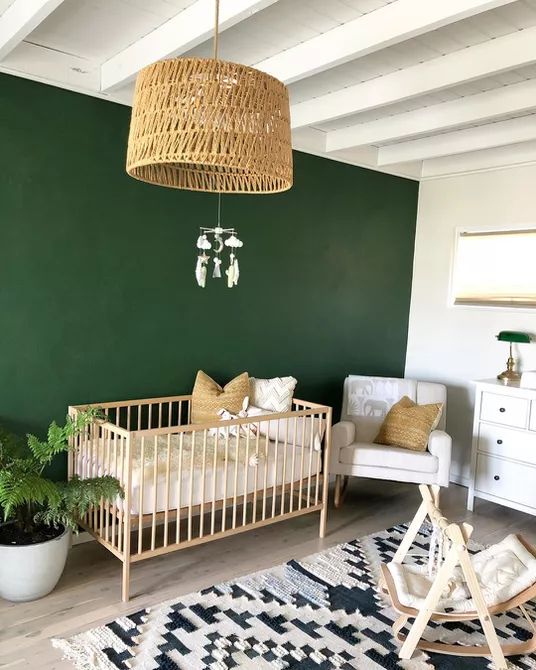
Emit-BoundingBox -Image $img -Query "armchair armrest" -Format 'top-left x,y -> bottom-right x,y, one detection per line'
427,430 -> 452,487
331,421 -> 356,450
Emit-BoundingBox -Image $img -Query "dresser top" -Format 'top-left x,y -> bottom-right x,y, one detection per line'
474,378 -> 536,397
475,378 -> 520,388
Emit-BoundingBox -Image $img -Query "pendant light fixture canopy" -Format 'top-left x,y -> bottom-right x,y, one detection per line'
126,1 -> 293,194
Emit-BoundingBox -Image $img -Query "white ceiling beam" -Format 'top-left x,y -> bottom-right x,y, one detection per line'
100,0 -> 279,92
326,79 -> 536,152
291,26 -> 536,129
257,0 -> 516,85
421,140 -> 536,178
377,116 -> 536,165
291,127 -> 422,180
0,0 -> 64,60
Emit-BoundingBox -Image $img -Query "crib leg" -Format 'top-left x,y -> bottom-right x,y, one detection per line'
122,558 -> 131,602
319,505 -> 327,539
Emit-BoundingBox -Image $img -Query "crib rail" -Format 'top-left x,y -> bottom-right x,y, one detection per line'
69,397 -> 332,601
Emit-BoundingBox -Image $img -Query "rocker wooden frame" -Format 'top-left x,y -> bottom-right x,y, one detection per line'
380,484 -> 536,670
68,394 -> 332,602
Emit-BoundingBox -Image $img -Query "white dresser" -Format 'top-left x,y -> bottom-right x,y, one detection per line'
468,379 -> 536,515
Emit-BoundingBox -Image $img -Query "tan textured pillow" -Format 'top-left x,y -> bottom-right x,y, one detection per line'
374,396 -> 443,452
191,371 -> 249,424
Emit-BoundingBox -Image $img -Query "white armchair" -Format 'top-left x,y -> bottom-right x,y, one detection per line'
331,375 -> 452,507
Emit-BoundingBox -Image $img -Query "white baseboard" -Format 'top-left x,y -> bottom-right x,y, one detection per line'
450,473 -> 470,488
72,531 -> 93,545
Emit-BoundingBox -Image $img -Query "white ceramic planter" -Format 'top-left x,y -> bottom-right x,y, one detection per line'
0,526 -> 71,601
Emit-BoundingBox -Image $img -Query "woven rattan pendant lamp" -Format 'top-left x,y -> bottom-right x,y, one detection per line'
126,0 -> 293,194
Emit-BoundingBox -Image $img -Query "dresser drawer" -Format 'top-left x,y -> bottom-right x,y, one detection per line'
478,423 -> 536,464
475,454 -> 536,508
480,392 -> 529,428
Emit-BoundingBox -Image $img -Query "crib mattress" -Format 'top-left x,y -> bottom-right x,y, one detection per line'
77,432 -> 320,516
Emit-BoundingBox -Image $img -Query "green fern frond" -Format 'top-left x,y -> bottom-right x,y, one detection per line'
0,462 -> 60,520
35,475 -> 123,532
28,408 -> 104,466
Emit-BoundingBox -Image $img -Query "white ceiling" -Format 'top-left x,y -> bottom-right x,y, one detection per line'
1,0 -> 536,180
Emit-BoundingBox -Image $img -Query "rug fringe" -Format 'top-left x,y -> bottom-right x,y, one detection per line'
52,637 -> 116,670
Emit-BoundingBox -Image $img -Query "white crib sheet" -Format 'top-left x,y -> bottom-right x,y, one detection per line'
77,434 -> 321,516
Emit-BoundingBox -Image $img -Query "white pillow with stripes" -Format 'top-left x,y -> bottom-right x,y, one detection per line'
249,376 -> 297,413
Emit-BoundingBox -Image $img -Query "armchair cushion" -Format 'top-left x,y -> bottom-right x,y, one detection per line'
339,443 -> 439,474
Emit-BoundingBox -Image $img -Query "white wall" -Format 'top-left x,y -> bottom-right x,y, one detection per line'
405,165 -> 536,484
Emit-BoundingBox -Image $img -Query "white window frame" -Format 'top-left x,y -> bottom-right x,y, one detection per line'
448,223 -> 536,312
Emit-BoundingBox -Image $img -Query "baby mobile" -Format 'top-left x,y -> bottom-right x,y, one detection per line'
195,194 -> 243,288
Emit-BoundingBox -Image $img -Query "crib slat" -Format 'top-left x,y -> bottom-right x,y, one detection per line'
151,436 -> 158,551
271,420 -> 280,518
315,413 -> 323,505
221,429 -> 230,533
111,432 -> 118,548
289,416 -> 298,513
232,430 -> 240,530
176,432 -> 184,545
164,433 -> 171,547
138,437 -> 145,554
262,430 -> 269,521
99,427 -> 105,535
199,430 -> 207,539
105,428 -> 111,542
188,431 -> 195,542
307,414 -> 315,507
211,430 -> 218,535
280,417 -> 289,515
252,425 -> 260,524
298,414 -> 306,510
242,429 -> 250,526
118,435 -> 125,553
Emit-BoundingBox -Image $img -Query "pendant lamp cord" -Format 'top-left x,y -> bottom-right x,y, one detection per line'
217,192 -> 221,226
213,0 -> 220,59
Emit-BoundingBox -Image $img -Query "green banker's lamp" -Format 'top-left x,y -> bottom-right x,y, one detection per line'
496,331 -> 532,383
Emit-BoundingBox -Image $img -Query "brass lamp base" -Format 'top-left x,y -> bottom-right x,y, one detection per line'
497,356 -> 521,384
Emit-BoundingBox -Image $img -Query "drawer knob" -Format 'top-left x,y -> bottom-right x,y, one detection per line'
494,475 -> 500,481
497,439 -> 503,445
499,407 -> 506,413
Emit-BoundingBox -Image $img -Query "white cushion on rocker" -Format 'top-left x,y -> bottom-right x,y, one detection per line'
388,534 -> 536,613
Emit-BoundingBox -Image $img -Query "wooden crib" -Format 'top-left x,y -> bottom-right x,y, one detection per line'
68,394 -> 332,601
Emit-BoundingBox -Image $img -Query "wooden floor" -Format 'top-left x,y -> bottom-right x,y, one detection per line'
1,480 -> 536,669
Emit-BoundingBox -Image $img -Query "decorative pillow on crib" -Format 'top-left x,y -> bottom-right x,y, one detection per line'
247,405 -> 324,450
249,376 -> 297,413
191,370 -> 249,424
374,395 -> 443,452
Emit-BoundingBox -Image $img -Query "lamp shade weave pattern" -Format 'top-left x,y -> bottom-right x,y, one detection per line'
126,57 -> 293,193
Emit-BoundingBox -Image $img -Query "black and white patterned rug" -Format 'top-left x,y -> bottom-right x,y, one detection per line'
53,524 -> 536,669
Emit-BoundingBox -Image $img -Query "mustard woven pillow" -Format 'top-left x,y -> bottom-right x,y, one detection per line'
374,396 -> 443,452
191,371 -> 249,424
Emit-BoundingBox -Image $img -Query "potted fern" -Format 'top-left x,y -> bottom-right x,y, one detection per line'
0,409 -> 123,602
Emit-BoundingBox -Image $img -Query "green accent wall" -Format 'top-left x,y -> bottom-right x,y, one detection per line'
0,73 -> 418,479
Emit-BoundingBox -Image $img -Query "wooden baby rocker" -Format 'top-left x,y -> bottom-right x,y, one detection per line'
381,484 -> 536,669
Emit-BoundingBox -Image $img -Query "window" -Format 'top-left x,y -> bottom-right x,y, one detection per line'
452,228 -> 536,308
